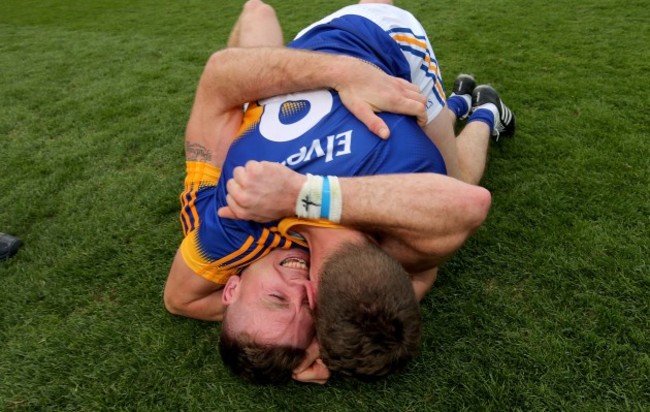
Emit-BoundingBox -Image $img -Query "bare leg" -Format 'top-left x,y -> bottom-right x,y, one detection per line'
444,106 -> 458,127
456,122 -> 491,185
227,0 -> 284,48
425,106 -> 491,185
227,0 -> 491,185
443,106 -> 491,185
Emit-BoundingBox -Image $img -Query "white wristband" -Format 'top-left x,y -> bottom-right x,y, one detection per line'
295,174 -> 343,223
326,176 -> 342,223
296,174 -> 323,220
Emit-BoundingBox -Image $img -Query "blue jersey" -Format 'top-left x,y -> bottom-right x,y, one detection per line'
180,12 -> 446,284
290,14 -> 413,85
293,7 -> 447,120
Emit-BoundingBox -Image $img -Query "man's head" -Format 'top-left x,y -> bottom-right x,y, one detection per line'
314,241 -> 421,380
219,248 -> 316,384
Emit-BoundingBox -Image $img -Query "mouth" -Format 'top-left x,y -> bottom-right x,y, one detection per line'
280,257 -> 309,271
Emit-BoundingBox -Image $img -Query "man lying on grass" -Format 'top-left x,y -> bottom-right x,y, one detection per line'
163,45 -> 484,384
164,0 -> 514,385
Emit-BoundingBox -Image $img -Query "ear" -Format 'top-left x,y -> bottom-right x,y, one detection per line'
222,275 -> 241,305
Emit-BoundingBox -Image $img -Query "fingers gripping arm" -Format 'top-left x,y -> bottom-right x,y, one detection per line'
186,47 -> 427,167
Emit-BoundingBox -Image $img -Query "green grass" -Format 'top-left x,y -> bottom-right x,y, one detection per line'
1,0 -> 648,410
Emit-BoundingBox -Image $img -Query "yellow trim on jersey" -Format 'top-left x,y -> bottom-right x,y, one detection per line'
180,230 -> 239,284
179,161 -> 222,237
237,102 -> 264,137
391,33 -> 427,50
184,161 -> 222,184
219,228 -> 271,270
277,218 -> 345,247
213,234 -> 256,269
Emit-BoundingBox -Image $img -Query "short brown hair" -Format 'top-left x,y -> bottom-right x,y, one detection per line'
315,242 -> 421,380
218,318 -> 306,385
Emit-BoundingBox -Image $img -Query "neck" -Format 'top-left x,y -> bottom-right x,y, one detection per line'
297,226 -> 367,286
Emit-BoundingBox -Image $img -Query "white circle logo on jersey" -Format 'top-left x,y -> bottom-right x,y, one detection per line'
259,90 -> 333,142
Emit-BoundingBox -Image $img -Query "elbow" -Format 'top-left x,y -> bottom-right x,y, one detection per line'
204,49 -> 231,77
416,185 -> 491,263
203,48 -> 243,86
163,287 -> 185,317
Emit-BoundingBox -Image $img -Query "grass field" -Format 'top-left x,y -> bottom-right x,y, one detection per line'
1,0 -> 648,410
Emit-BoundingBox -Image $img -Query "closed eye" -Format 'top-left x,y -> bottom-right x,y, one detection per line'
271,294 -> 286,302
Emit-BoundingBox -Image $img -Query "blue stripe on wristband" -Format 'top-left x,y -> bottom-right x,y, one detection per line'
320,176 -> 330,219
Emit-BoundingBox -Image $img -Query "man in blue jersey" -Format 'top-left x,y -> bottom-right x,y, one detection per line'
216,0 -> 515,384
164,0 -> 512,384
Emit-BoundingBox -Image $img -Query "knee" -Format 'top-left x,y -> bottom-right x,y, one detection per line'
449,185 -> 491,249
358,0 -> 394,4
243,0 -> 278,20
359,0 -> 393,4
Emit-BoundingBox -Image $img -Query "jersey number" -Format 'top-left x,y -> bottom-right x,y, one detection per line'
258,90 -> 333,142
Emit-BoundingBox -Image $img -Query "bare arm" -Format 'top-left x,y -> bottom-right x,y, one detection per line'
164,250 -> 226,321
336,173 -> 490,272
218,161 -> 491,272
168,47 -> 427,321
185,47 -> 427,167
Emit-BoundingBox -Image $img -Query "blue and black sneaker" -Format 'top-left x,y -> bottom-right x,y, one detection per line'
452,74 -> 476,97
472,85 -> 516,141
448,74 -> 476,120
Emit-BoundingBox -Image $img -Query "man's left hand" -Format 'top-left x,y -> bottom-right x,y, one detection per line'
218,160 -> 304,222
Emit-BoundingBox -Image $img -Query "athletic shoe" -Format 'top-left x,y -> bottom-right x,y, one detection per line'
452,74 -> 476,97
448,74 -> 476,120
471,85 -> 516,141
0,233 -> 22,260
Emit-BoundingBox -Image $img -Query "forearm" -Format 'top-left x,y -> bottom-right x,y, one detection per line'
186,48 -> 355,166
168,291 -> 226,322
201,47 -> 361,111
265,169 -> 491,266
339,174 -> 487,229
219,162 -> 491,269
336,173 -> 491,266
164,250 -> 226,322
186,47 -> 427,167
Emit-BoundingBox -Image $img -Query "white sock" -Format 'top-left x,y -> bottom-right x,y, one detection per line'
475,102 -> 499,125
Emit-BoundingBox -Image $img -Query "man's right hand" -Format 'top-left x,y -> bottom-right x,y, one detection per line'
334,56 -> 428,138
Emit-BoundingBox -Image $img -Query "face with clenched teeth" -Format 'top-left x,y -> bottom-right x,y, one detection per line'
221,248 -> 316,349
